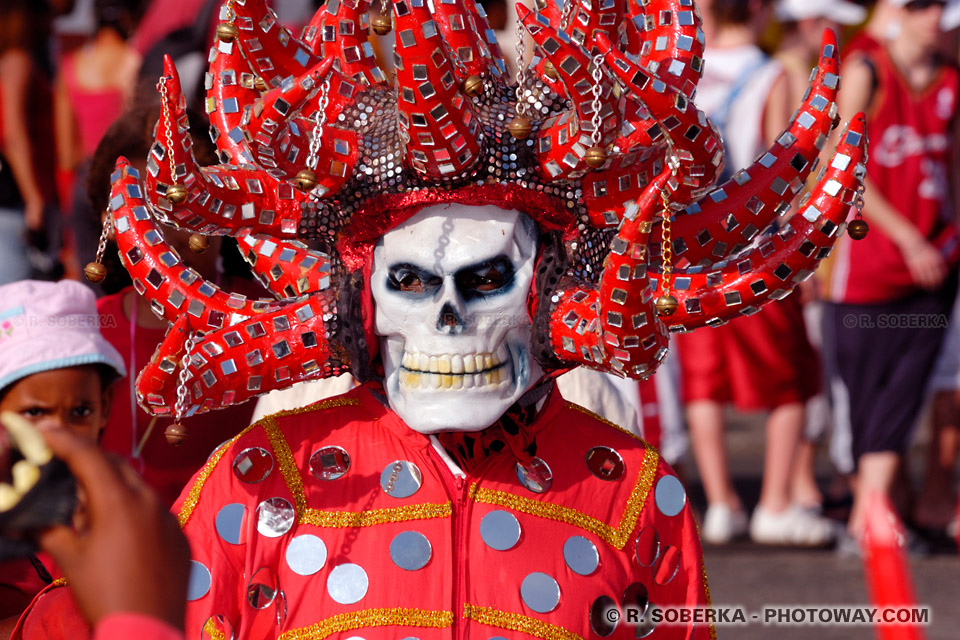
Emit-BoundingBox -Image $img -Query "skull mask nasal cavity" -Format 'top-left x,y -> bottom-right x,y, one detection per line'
371,204 -> 544,434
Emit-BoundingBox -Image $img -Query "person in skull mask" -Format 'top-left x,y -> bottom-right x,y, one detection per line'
13,0 -> 868,636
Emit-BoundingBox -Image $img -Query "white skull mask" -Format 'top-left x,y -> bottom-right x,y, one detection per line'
371,204 -> 544,433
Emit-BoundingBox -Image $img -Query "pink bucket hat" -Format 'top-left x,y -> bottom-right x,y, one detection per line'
0,280 -> 125,392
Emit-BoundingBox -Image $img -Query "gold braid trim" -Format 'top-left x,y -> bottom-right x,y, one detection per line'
469,439 -> 659,550
463,604 -> 583,640
177,422 -> 256,527
565,402 -> 646,443
702,560 -> 717,640
302,502 -> 453,527
176,396 -> 361,528
263,416 -> 308,517
202,618 -> 226,640
277,607 -> 453,640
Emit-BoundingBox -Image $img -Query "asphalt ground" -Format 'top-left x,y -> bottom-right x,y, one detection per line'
682,410 -> 959,640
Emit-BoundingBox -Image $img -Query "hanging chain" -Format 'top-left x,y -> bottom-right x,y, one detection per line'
559,0 -> 574,31
514,18 -> 528,117
442,39 -> 469,79
590,53 -> 605,145
306,75 -> 331,171
659,140 -> 681,297
94,212 -> 113,265
854,183 -> 865,217
174,333 -> 196,424
157,80 -> 179,181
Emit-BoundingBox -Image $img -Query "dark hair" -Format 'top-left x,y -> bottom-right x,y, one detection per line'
94,0 -> 143,40
711,0 -> 772,25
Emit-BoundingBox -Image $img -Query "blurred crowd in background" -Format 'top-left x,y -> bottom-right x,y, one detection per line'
0,0 -> 958,629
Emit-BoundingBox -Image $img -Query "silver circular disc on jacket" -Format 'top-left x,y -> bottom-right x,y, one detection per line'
654,546 -> 681,585
257,497 -> 295,538
380,460 -> 423,498
622,582 -> 649,621
563,535 -> 599,575
186,560 -> 212,601
635,525 -> 660,568
327,563 -> 369,604
286,534 -> 328,576
232,447 -> 275,484
589,595 -> 619,637
515,457 -> 553,493
480,510 -> 522,551
520,572 -> 561,613
215,503 -> 246,545
310,446 -> 351,481
200,615 -> 234,640
654,475 -> 686,517
246,567 -> 278,610
585,446 -> 625,481
635,604 -> 658,638
390,531 -> 433,571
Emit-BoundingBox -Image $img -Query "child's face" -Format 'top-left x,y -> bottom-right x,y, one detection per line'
0,367 -> 113,441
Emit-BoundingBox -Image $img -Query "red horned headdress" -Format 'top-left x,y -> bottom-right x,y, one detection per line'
98,0 -> 867,422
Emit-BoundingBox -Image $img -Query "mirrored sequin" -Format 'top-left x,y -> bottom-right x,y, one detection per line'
520,572 -> 561,613
327,563 -> 369,604
257,497 -> 295,537
654,545 -> 681,585
215,503 -> 246,545
246,567 -> 278,609
309,446 -> 351,480
187,560 -> 212,601
589,595 -> 619,637
563,535 -> 599,575
585,446 -> 625,481
635,525 -> 660,567
654,475 -> 686,517
480,510 -> 522,551
634,604 -> 659,638
275,589 -> 287,627
380,460 -> 423,498
232,447 -> 274,483
390,531 -> 433,571
622,582 -> 649,620
285,534 -> 327,576
201,615 -> 234,640
515,457 -> 553,493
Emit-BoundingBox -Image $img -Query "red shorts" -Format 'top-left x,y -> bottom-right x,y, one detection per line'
676,295 -> 820,410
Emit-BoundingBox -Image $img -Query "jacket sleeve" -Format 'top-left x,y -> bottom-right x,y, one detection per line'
93,614 -> 184,640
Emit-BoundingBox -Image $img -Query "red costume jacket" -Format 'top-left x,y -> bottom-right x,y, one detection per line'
15,383 -> 712,640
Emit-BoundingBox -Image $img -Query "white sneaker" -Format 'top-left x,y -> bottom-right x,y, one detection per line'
749,505 -> 836,547
702,503 -> 748,545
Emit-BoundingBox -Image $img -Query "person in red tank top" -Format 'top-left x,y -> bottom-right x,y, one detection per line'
823,0 -> 960,541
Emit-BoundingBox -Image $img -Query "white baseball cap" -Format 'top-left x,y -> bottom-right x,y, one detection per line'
943,0 -> 960,30
775,0 -> 867,24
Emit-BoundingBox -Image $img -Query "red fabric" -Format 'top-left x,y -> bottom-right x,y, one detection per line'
94,613 -> 184,640
829,45 -> 960,304
676,295 -> 820,410
97,289 -> 257,507
10,582 -> 89,640
165,384 -> 710,639
637,377 -> 661,450
61,54 -> 126,159
0,554 -> 58,619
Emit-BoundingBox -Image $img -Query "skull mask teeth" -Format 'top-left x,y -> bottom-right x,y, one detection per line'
371,204 -> 544,434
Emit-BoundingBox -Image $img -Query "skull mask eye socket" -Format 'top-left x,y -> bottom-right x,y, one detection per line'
454,258 -> 514,299
387,265 -> 443,295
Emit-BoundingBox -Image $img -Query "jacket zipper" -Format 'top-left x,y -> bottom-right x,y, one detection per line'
428,443 -> 469,638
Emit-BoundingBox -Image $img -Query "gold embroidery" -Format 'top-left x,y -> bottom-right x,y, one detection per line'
50,578 -> 67,587
177,423 -> 256,527
565,401 -> 647,443
202,618 -> 226,640
263,417 -> 308,517
302,502 -> 453,527
277,607 -> 453,640
702,560 -> 717,640
177,396 -> 360,528
469,441 -> 658,550
463,604 -> 583,640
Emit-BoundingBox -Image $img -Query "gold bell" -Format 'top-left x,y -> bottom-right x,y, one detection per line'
166,184 -> 188,205
847,218 -> 869,240
164,423 -> 188,445
535,0 -> 547,9
585,145 -> 608,169
543,61 -> 559,81
216,22 -> 239,43
83,262 -> 107,283
188,233 -> 209,254
462,75 -> 484,98
507,115 -> 532,140
370,14 -> 392,36
655,294 -> 679,317
254,76 -> 268,92
294,168 -> 318,191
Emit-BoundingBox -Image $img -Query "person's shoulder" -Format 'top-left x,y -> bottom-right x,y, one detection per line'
553,397 -> 653,454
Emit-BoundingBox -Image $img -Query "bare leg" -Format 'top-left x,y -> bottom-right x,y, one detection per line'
758,402 -> 804,513
849,451 -> 901,537
687,400 -> 741,510
791,439 -> 824,509
914,390 -> 960,529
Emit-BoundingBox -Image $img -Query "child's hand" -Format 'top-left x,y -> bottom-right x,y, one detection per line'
36,426 -> 189,630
